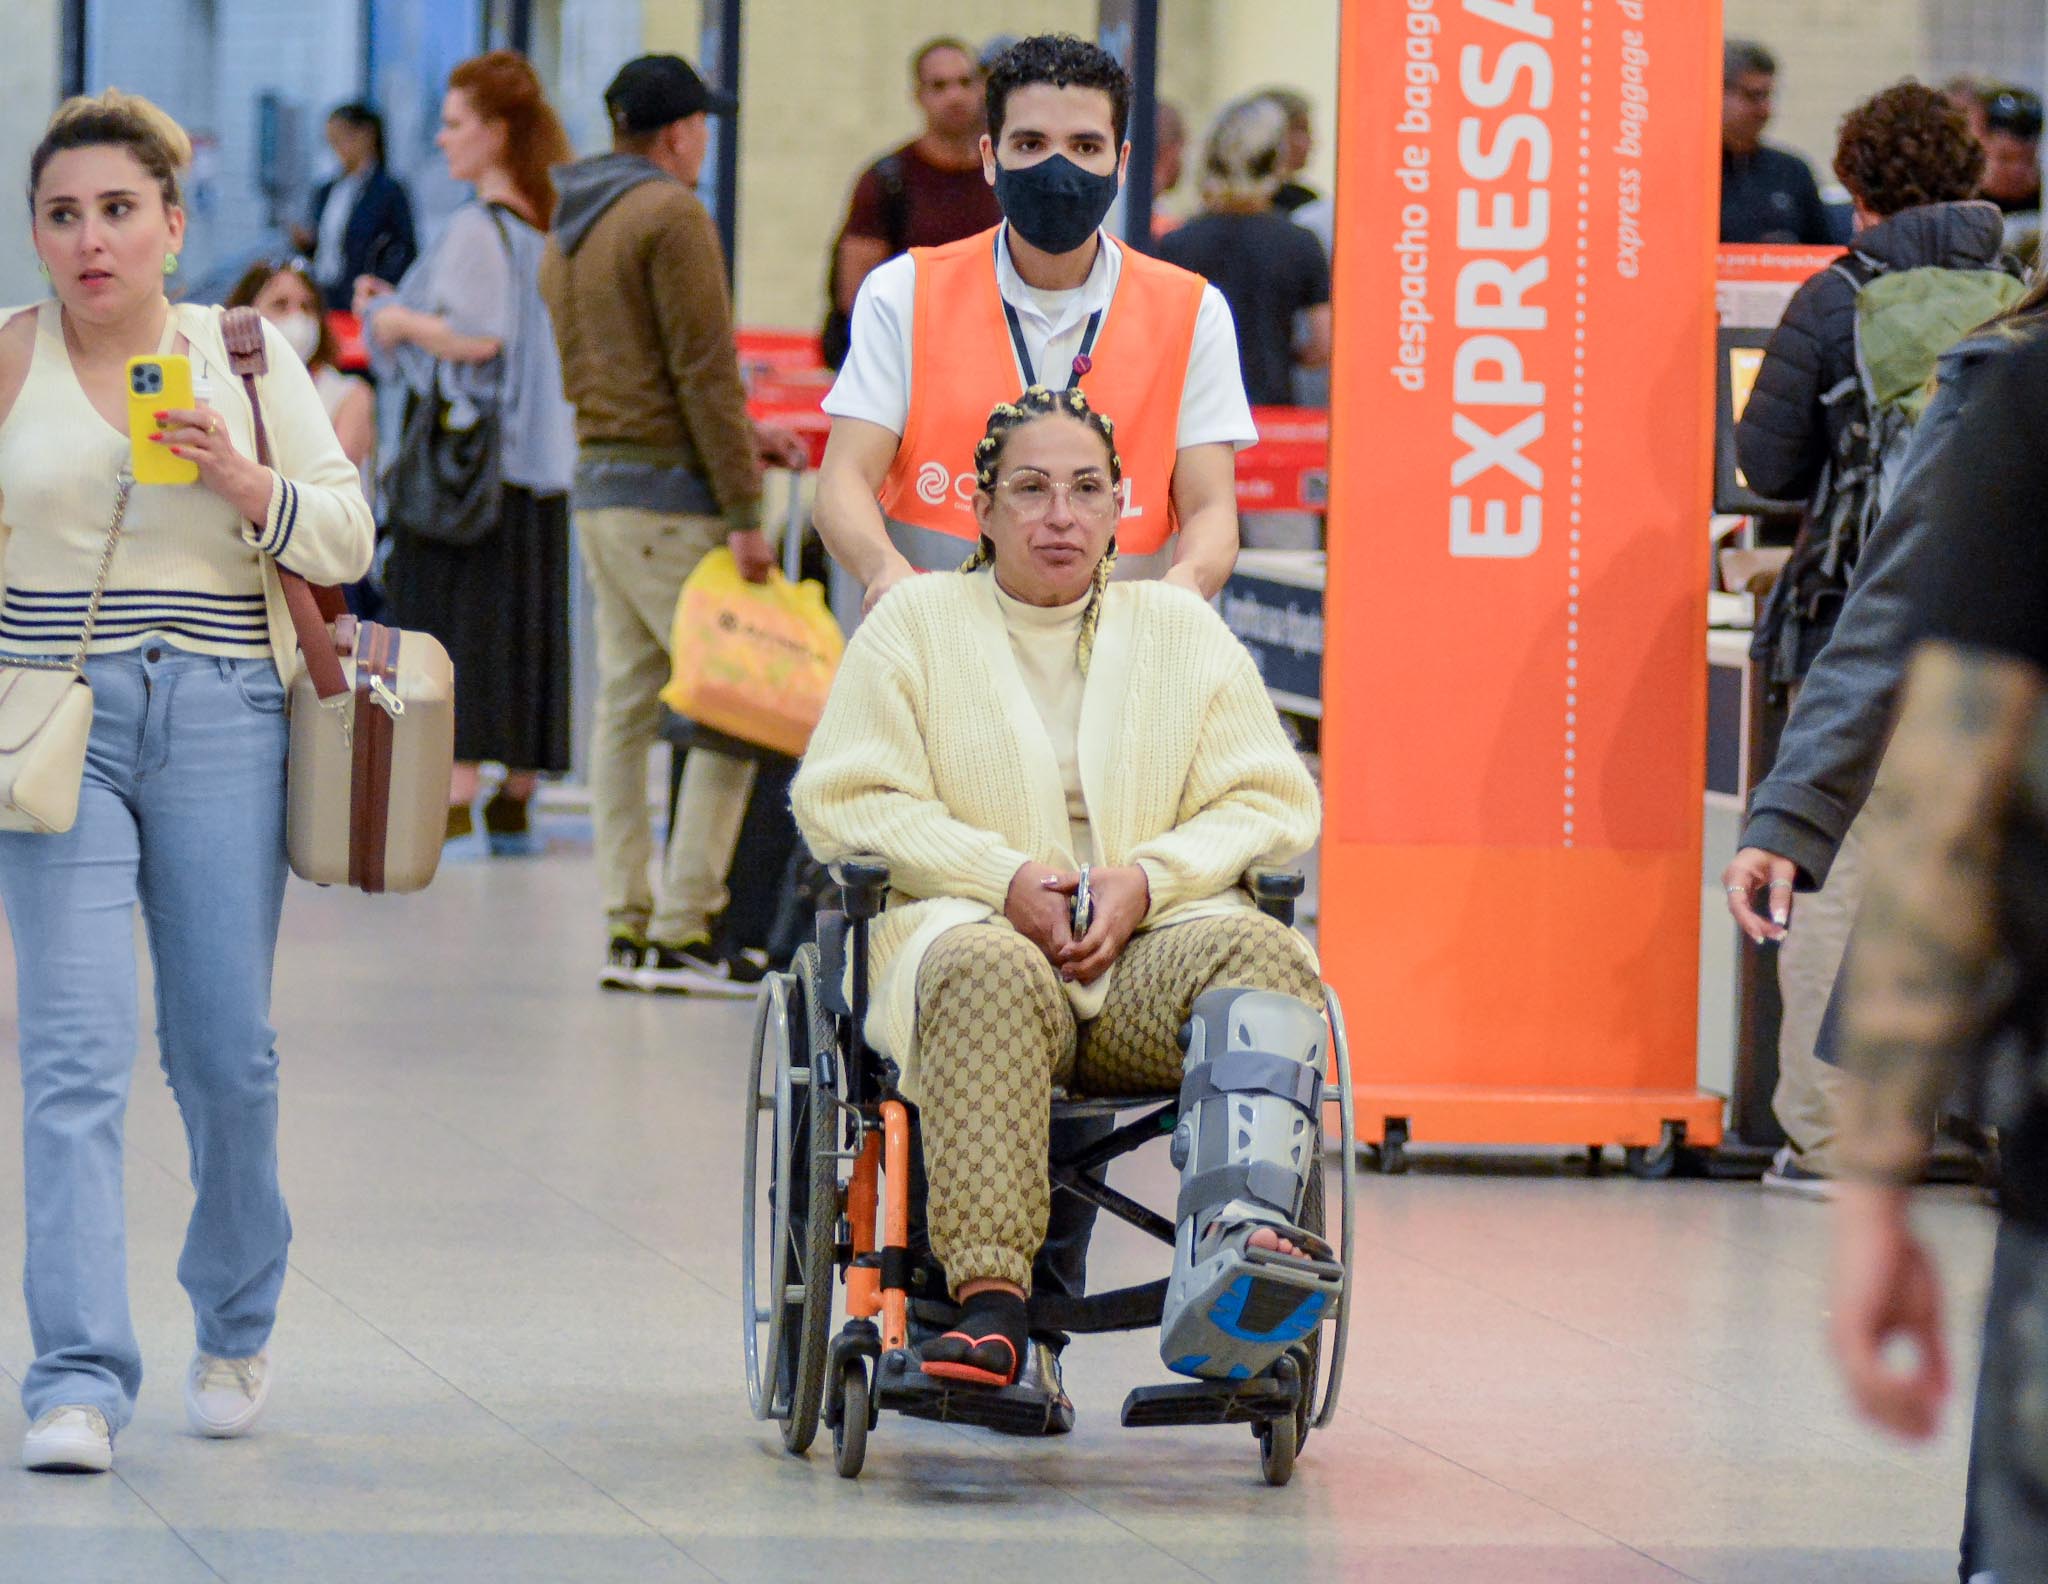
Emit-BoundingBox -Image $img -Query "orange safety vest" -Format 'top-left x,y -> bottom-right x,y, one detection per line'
877,226 -> 1206,572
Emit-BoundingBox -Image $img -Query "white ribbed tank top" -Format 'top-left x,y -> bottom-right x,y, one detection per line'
0,302 -> 268,658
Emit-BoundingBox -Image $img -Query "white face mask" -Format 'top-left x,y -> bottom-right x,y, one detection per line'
275,311 -> 321,366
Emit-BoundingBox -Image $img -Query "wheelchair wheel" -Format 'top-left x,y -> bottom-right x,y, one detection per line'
1258,1410 -> 1297,1487
1311,986 -> 1360,1433
833,1357 -> 870,1480
781,945 -> 842,1455
742,970 -> 836,1442
1293,1163 -> 1327,1456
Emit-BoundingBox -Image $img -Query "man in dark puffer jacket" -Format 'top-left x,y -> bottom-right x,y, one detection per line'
1728,82 -> 2014,1197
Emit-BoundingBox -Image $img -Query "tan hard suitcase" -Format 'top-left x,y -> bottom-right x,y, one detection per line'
287,620 -> 454,893
221,305 -> 455,894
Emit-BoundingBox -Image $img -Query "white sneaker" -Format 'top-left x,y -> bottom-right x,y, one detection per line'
184,1349 -> 273,1438
22,1405 -> 112,1472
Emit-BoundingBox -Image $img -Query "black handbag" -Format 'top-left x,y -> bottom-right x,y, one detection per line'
382,205 -> 512,547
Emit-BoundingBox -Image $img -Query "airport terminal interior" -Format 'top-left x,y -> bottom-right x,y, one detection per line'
0,848 -> 1994,1581
3,0 -> 2047,1580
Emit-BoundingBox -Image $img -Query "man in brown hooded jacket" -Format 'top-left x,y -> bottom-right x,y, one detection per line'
541,53 -> 803,996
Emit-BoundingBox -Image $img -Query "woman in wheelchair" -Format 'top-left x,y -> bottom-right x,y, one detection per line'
793,386 -> 1340,1392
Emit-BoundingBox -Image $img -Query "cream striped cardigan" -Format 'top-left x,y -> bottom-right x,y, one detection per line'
791,568 -> 1320,1097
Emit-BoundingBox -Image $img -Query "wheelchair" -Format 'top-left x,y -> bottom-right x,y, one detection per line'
741,858 -> 1356,1486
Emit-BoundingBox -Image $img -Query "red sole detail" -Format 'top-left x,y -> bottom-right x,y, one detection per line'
921,1359 -> 1019,1388
920,1330 -> 1020,1389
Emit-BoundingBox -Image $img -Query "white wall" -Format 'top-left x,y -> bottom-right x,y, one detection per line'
0,0 -> 62,308
1163,0 -> 1339,217
1723,0 -> 1925,185
1725,0 -> 2048,189
84,0 -> 362,287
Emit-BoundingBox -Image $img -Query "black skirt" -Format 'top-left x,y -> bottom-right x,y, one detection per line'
384,484 -> 572,772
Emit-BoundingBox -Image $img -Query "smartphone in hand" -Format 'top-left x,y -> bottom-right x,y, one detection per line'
1069,864 -> 1092,939
125,354 -> 198,486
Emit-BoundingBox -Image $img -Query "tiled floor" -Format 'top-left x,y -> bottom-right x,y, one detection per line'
0,833 -> 1991,1583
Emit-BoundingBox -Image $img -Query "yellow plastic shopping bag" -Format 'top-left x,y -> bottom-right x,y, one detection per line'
662,548 -> 845,759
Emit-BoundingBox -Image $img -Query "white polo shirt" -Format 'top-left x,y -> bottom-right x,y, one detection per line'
823,227 -> 1259,452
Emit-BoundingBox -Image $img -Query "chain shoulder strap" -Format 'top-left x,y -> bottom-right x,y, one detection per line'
62,466 -> 136,675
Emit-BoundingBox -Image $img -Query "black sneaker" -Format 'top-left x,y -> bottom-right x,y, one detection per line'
1760,1145 -> 1834,1200
639,938 -> 767,998
600,934 -> 648,992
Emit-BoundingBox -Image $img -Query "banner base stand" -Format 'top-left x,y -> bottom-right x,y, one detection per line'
1347,1085 -> 1725,1152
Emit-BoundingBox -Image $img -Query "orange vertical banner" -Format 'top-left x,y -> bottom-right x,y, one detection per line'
1321,0 -> 1724,1150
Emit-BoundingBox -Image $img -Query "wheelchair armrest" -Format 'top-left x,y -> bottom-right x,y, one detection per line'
831,855 -> 892,921
1247,866 -> 1305,925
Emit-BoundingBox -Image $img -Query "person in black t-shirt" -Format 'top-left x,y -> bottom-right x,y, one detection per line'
1720,40 -> 1835,245
1157,96 -> 1330,407
823,37 -> 1003,367
1831,302 -> 2048,1582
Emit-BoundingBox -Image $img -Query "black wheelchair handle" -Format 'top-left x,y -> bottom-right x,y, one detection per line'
1246,867 -> 1305,926
1246,867 -> 1306,900
832,855 -> 893,921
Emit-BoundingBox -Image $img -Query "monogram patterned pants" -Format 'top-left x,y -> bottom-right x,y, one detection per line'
914,913 -> 1322,1294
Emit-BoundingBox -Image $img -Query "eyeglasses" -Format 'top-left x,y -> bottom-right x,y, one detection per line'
995,471 -> 1119,521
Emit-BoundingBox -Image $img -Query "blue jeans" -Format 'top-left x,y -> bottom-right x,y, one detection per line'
0,646 -> 291,1430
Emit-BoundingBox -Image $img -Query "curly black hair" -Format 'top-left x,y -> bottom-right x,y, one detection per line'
1834,80 -> 1985,219
984,34 -> 1131,147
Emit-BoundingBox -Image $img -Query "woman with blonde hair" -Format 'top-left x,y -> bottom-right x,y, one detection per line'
358,51 -> 577,850
1,90 -> 373,1472
1157,95 -> 1331,407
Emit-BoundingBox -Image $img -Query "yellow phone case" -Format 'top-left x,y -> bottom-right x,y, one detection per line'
125,354 -> 199,486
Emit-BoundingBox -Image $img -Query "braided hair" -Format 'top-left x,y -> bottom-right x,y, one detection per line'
961,386 -> 1123,672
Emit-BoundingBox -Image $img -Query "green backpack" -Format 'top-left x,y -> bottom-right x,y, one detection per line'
1758,255 -> 2027,684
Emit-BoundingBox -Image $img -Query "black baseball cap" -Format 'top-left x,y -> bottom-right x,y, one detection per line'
604,55 -> 736,133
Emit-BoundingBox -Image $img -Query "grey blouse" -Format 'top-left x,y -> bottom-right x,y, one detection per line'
365,201 -> 575,495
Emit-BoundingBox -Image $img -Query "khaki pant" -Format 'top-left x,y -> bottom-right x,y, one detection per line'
1773,814 -> 1862,1175
915,913 -> 1322,1294
576,506 -> 755,946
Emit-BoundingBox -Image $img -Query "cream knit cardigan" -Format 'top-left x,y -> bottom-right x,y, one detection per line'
792,568 -> 1320,1098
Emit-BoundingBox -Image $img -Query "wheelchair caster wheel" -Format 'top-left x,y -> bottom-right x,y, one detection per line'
833,1358 -> 869,1479
1258,1410 -> 1297,1487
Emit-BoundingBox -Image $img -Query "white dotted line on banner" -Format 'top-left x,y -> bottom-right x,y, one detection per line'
1566,0 -> 1593,848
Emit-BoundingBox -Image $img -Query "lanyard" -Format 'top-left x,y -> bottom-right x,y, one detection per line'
1003,297 -> 1104,390
997,233 -> 1106,390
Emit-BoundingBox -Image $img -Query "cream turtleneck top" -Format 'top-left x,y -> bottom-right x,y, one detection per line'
993,576 -> 1093,862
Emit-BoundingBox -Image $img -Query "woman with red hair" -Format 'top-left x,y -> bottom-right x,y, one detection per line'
357,52 -> 577,850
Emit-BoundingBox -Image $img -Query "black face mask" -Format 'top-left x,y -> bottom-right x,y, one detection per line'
994,154 -> 1120,255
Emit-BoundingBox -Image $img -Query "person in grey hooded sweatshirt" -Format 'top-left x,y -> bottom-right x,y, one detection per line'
1721,81 -> 2019,1196
539,53 -> 807,996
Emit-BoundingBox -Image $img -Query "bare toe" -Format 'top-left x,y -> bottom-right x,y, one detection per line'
1247,1227 -> 1302,1258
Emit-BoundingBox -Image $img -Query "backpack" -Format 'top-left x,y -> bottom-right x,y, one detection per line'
820,154 -> 910,371
1755,252 -> 2027,684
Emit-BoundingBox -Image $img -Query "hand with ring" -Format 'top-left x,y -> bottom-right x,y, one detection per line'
152,406 -> 275,526
1720,845 -> 1799,944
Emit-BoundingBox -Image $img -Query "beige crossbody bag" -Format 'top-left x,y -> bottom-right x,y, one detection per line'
0,470 -> 135,833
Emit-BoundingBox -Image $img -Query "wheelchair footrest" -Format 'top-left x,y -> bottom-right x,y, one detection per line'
1119,1373 -> 1301,1429
873,1349 -> 1061,1436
